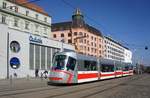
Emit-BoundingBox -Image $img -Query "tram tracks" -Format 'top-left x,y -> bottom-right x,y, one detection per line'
0,75 -> 141,98
0,85 -> 60,97
44,75 -> 142,98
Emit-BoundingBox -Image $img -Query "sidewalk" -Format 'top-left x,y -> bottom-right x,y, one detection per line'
0,77 -> 49,91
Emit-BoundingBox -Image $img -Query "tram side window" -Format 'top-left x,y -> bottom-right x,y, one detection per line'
116,65 -> 122,70
66,57 -> 76,71
129,65 -> 133,70
77,60 -> 85,71
101,64 -> 114,72
123,66 -> 129,71
84,60 -> 97,71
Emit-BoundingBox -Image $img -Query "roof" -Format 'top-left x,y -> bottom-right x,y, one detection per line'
7,0 -> 50,16
105,36 -> 129,50
52,21 -> 72,31
52,21 -> 103,37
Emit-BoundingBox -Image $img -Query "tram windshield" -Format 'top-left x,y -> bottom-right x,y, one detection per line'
52,55 -> 67,70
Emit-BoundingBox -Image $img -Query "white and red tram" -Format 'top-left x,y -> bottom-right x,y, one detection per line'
49,52 -> 133,84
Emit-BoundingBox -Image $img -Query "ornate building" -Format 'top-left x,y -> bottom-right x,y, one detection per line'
52,9 -> 104,57
0,0 -> 51,38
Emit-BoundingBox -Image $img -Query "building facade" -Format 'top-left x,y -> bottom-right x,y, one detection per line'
0,23 -> 75,79
0,0 -> 51,38
124,49 -> 132,63
52,9 -> 104,57
104,36 -> 132,63
0,0 -> 75,79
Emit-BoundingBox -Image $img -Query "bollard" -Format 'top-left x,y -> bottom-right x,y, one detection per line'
10,75 -> 13,87
40,72 -> 43,81
27,74 -> 29,81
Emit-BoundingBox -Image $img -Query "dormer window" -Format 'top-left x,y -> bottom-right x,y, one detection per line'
25,21 -> 29,30
1,15 -> 6,24
44,17 -> 47,22
14,18 -> 19,27
3,2 -> 7,9
26,11 -> 29,16
35,14 -> 38,19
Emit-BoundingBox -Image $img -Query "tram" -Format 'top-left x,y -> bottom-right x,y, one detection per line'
49,51 -> 133,84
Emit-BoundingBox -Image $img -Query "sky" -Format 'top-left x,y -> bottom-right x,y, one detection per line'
33,0 -> 150,66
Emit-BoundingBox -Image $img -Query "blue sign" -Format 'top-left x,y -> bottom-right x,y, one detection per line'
10,57 -> 20,69
29,35 -> 42,44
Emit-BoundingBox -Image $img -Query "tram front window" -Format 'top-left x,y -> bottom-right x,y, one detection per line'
52,55 -> 66,70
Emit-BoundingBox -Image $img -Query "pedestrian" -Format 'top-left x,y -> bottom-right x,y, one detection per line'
35,69 -> 39,77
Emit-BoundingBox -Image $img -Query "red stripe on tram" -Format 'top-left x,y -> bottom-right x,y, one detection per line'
49,77 -> 63,80
78,73 -> 98,79
115,72 -> 123,75
100,73 -> 115,77
51,70 -> 73,83
123,72 -> 129,74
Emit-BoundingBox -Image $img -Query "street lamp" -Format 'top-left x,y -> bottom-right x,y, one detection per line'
73,35 -> 87,52
60,38 -> 64,52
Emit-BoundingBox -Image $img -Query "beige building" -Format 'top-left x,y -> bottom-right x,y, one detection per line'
52,9 -> 104,57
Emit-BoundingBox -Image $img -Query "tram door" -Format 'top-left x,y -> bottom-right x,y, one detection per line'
66,56 -> 77,83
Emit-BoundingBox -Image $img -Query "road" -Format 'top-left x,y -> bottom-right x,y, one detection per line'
0,74 -> 150,98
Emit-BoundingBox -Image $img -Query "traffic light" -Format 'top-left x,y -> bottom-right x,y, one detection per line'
145,46 -> 148,50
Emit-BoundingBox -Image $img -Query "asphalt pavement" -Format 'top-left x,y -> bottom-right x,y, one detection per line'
0,74 -> 150,98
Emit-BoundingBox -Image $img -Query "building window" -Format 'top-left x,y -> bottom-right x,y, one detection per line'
91,42 -> 93,46
95,43 -> 96,47
29,44 -> 60,70
91,36 -> 93,40
35,14 -> 38,19
61,33 -> 64,37
25,21 -> 29,30
74,32 -> 77,36
41,46 -> 46,70
68,39 -> 72,43
3,2 -> 7,9
99,44 -> 101,48
87,41 -> 89,45
88,47 -> 90,51
84,46 -> 86,51
1,15 -> 6,24
14,6 -> 18,12
44,17 -> 47,22
68,33 -> 71,37
79,39 -> 83,43
35,24 -> 39,31
43,27 -> 47,35
53,34 -> 56,38
87,34 -> 89,38
99,39 -> 101,42
14,18 -> 19,27
99,50 -> 101,54
30,44 -> 34,70
84,39 -> 86,44
79,32 -> 83,36
26,11 -> 29,16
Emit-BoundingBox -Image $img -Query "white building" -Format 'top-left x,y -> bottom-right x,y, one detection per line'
0,24 -> 75,79
0,0 -> 75,79
124,49 -> 132,63
104,36 -> 132,63
0,0 -> 51,38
